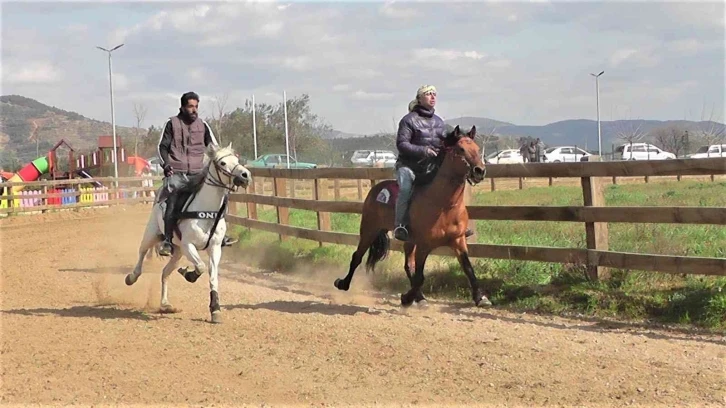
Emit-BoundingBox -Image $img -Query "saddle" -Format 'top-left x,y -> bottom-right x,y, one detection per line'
374,156 -> 442,208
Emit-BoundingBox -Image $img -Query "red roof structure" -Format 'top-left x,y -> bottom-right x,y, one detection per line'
98,136 -> 122,149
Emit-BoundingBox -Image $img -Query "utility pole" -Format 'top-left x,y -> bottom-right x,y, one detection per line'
96,43 -> 124,187
590,70 -> 604,157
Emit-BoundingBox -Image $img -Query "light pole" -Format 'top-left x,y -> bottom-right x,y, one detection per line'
96,43 -> 124,186
590,70 -> 604,157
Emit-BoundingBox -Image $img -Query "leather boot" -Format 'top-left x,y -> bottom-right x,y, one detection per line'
159,194 -> 178,256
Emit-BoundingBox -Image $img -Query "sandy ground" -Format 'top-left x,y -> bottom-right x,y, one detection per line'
1,205 -> 724,407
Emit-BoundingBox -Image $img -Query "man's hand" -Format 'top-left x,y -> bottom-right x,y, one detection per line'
163,164 -> 174,177
424,147 -> 438,158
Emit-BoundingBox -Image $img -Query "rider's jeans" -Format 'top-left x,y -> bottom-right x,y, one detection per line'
394,166 -> 416,227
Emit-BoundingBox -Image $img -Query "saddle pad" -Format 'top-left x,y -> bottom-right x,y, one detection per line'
375,180 -> 400,207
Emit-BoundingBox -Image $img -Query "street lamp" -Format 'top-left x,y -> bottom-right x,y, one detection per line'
96,43 -> 124,185
590,70 -> 604,157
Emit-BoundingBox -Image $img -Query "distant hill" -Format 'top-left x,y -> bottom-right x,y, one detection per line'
0,95 -> 138,170
445,117 -> 725,150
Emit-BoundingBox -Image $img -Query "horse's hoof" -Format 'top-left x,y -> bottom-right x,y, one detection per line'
178,267 -> 201,283
476,296 -> 493,308
125,274 -> 137,286
159,304 -> 181,314
400,293 -> 414,307
334,278 -> 350,291
210,311 -> 222,324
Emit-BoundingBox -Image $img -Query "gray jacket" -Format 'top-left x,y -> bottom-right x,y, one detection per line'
157,114 -> 218,174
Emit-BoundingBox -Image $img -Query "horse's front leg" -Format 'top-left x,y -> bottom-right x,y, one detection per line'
401,247 -> 430,307
452,237 -> 492,307
178,239 -> 207,284
207,243 -> 223,323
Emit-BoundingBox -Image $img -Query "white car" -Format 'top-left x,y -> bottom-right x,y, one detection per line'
616,143 -> 676,160
350,150 -> 397,167
483,149 -> 524,164
689,144 -> 726,159
147,157 -> 164,175
544,146 -> 591,162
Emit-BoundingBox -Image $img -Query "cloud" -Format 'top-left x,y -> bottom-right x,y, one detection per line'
1,1 -> 723,135
3,61 -> 61,84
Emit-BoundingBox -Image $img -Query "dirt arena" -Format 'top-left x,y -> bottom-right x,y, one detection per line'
1,205 -> 724,407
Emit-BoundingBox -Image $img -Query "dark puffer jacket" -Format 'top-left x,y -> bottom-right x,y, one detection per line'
396,105 -> 447,170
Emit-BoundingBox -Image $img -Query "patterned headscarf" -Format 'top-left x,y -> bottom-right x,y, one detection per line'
409,85 -> 437,112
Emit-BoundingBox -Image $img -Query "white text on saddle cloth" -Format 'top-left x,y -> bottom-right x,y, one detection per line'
376,188 -> 391,204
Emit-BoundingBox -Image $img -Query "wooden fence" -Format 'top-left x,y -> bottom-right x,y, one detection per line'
0,176 -> 162,214
227,157 -> 726,280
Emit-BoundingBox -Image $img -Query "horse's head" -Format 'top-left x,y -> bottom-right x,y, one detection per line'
442,125 -> 486,184
206,143 -> 252,191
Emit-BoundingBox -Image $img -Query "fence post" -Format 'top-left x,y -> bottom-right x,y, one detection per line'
273,174 -> 289,241
245,177 -> 258,223
333,179 -> 341,201
357,179 -> 363,201
490,177 -> 496,192
313,178 -> 331,247
581,156 -> 610,280
464,182 -> 475,240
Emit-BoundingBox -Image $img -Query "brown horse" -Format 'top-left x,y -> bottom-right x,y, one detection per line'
333,125 -> 492,307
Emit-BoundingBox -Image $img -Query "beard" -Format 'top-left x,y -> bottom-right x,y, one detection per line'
179,108 -> 198,122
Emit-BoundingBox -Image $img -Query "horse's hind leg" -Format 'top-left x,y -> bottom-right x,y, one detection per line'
125,220 -> 161,286
403,242 -> 426,305
334,222 -> 379,291
159,251 -> 182,313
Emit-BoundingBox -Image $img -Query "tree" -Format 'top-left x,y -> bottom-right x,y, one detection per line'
691,102 -> 725,149
209,93 -> 229,143
132,102 -> 148,157
651,125 -> 688,157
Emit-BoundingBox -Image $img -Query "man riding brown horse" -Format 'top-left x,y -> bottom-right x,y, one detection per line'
394,85 -> 474,241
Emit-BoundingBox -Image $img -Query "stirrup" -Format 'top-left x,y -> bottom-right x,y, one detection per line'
393,225 -> 409,242
465,228 -> 475,238
159,241 -> 173,256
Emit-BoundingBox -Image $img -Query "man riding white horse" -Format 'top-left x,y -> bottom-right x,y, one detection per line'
157,91 -> 237,256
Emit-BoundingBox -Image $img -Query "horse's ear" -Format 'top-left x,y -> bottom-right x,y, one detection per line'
453,125 -> 462,138
467,125 -> 477,139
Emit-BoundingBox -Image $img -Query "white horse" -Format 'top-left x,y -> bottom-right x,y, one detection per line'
125,142 -> 251,323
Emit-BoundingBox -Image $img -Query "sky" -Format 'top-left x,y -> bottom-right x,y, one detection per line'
2,0 -> 724,135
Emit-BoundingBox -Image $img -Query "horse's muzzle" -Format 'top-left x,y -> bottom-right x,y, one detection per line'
233,173 -> 250,188
471,166 -> 486,184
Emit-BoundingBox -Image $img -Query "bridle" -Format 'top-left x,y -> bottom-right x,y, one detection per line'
441,144 -> 486,186
205,153 -> 243,192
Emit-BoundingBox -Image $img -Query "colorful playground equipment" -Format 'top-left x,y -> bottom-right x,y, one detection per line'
0,135 -> 154,210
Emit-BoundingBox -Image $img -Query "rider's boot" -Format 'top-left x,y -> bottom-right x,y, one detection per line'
221,235 -> 238,247
394,225 -> 409,242
465,228 -> 475,238
159,194 -> 178,256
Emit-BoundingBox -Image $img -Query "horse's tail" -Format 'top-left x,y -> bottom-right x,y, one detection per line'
365,229 -> 390,273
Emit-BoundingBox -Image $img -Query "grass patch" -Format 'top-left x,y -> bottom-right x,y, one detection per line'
228,179 -> 726,330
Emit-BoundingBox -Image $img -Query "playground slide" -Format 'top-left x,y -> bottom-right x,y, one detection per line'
7,156 -> 50,195
76,169 -> 103,188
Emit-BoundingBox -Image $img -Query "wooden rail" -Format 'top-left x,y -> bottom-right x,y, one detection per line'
227,157 -> 726,280
0,176 -> 162,214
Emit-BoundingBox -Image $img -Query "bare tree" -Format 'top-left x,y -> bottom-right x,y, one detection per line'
652,125 -> 688,157
132,102 -> 148,157
614,119 -> 648,145
210,92 -> 229,143
692,102 -> 725,150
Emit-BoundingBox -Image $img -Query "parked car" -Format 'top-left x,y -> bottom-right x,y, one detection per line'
483,149 -> 524,164
688,144 -> 726,159
615,143 -> 676,160
544,146 -> 591,162
245,154 -> 317,169
350,150 -> 397,167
